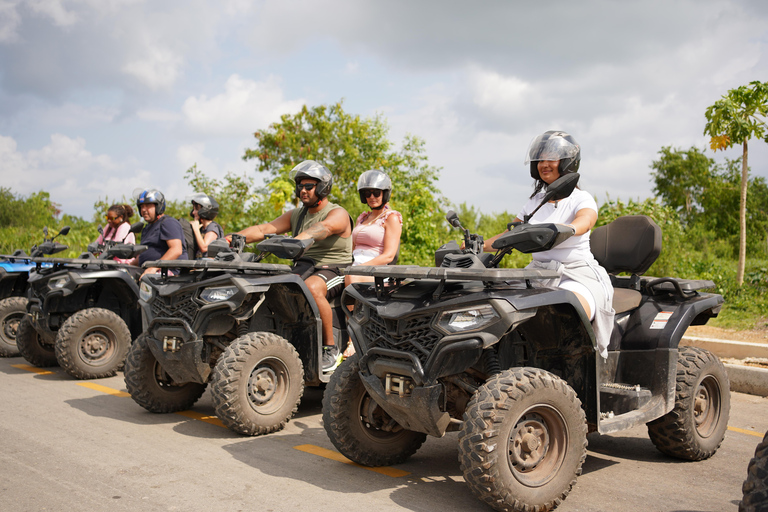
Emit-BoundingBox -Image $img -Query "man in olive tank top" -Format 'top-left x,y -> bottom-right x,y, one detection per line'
233,161 -> 352,372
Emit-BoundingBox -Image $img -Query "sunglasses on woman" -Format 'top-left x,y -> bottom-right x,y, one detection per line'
362,189 -> 382,198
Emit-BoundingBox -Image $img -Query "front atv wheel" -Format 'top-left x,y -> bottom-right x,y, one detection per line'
322,356 -> 427,466
211,332 -> 304,436
458,367 -> 587,512
647,346 -> 730,460
55,307 -> 131,379
16,315 -> 57,367
0,296 -> 27,357
124,334 -> 207,413
740,430 -> 768,512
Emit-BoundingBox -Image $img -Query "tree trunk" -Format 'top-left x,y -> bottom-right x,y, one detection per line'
737,140 -> 748,286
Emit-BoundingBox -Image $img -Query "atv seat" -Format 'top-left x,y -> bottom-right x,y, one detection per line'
590,215 -> 662,314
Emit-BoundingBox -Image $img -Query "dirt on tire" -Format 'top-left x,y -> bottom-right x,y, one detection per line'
458,367 -> 588,512
739,430 -> 768,512
210,332 -> 304,436
55,307 -> 131,379
322,356 -> 427,467
124,334 -> 207,413
15,315 -> 57,367
0,296 -> 27,357
647,346 -> 730,460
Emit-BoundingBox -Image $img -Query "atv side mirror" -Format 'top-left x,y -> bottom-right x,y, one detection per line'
207,238 -> 231,258
542,173 -> 580,203
98,225 -> 104,236
445,210 -> 461,228
58,226 -> 71,237
108,244 -> 147,259
524,173 -> 580,222
130,221 -> 144,233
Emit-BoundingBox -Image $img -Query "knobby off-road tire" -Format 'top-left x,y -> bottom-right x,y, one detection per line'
55,307 -> 131,379
647,346 -> 730,460
740,430 -> 768,512
322,356 -> 427,466
124,334 -> 206,413
458,367 -> 588,512
15,315 -> 57,367
0,296 -> 27,357
211,332 -> 304,436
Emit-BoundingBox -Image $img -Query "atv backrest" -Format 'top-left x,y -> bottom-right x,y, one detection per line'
590,215 -> 661,276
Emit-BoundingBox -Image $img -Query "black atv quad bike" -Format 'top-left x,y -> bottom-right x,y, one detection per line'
19,223 -> 147,379
124,234 -> 350,436
0,226 -> 70,357
322,173 -> 729,512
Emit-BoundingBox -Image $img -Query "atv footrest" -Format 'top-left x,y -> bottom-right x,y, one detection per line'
600,382 -> 652,416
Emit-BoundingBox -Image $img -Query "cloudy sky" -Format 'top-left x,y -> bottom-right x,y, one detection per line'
1,0 -> 767,222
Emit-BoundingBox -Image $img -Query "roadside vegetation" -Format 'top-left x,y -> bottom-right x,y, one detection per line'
2,92 -> 766,331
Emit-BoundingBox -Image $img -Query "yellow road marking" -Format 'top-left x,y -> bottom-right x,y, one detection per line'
11,364 -> 53,375
729,426 -> 765,438
76,382 -> 130,397
175,410 -> 226,428
294,444 -> 410,477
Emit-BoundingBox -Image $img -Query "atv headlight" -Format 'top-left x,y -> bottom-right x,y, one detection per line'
437,305 -> 499,333
199,286 -> 238,303
48,276 -> 70,290
139,281 -> 153,302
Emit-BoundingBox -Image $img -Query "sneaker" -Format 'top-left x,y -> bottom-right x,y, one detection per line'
322,345 -> 342,372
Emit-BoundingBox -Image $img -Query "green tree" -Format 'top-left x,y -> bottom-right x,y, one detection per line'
704,80 -> 768,285
243,101 -> 449,265
650,146 -> 715,224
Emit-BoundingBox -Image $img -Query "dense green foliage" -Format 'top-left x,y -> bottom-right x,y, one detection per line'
242,101 -> 450,265
651,147 -> 768,257
703,80 -> 768,285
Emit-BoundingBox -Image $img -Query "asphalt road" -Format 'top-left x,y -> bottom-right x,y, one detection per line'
1,356 -> 766,512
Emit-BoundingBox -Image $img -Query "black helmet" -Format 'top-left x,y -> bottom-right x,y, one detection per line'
135,189 -> 166,215
189,193 -> 219,220
526,130 -> 581,180
289,160 -> 333,199
357,169 -> 392,204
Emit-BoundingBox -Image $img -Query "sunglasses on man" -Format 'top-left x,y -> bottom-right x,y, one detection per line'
296,183 -> 317,191
361,189 -> 382,198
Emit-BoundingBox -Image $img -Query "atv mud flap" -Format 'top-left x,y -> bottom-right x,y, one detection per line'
360,372 -> 451,438
146,318 -> 210,384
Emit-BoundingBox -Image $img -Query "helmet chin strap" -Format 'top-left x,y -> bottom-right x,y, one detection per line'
371,204 -> 385,210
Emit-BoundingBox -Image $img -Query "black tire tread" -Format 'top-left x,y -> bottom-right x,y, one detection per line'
647,346 -> 730,461
124,334 -> 206,413
739,430 -> 768,512
0,296 -> 27,357
322,356 -> 427,467
15,315 -> 57,367
458,367 -> 588,512
55,307 -> 131,379
210,332 -> 304,436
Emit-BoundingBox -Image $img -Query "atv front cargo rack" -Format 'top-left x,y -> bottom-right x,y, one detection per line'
143,259 -> 292,275
347,265 -> 561,299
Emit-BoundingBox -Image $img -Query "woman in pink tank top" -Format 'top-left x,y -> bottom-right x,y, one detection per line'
344,170 -> 403,356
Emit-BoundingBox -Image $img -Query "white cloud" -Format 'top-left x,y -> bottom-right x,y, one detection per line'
0,133 -> 153,218
0,0 -> 22,42
181,74 -> 305,137
27,0 -> 78,27
122,44 -> 183,91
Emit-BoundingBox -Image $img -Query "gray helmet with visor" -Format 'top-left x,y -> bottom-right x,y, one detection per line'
289,160 -> 333,200
526,130 -> 581,180
357,169 -> 392,204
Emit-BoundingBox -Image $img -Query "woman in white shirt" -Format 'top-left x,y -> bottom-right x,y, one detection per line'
484,131 -> 614,357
